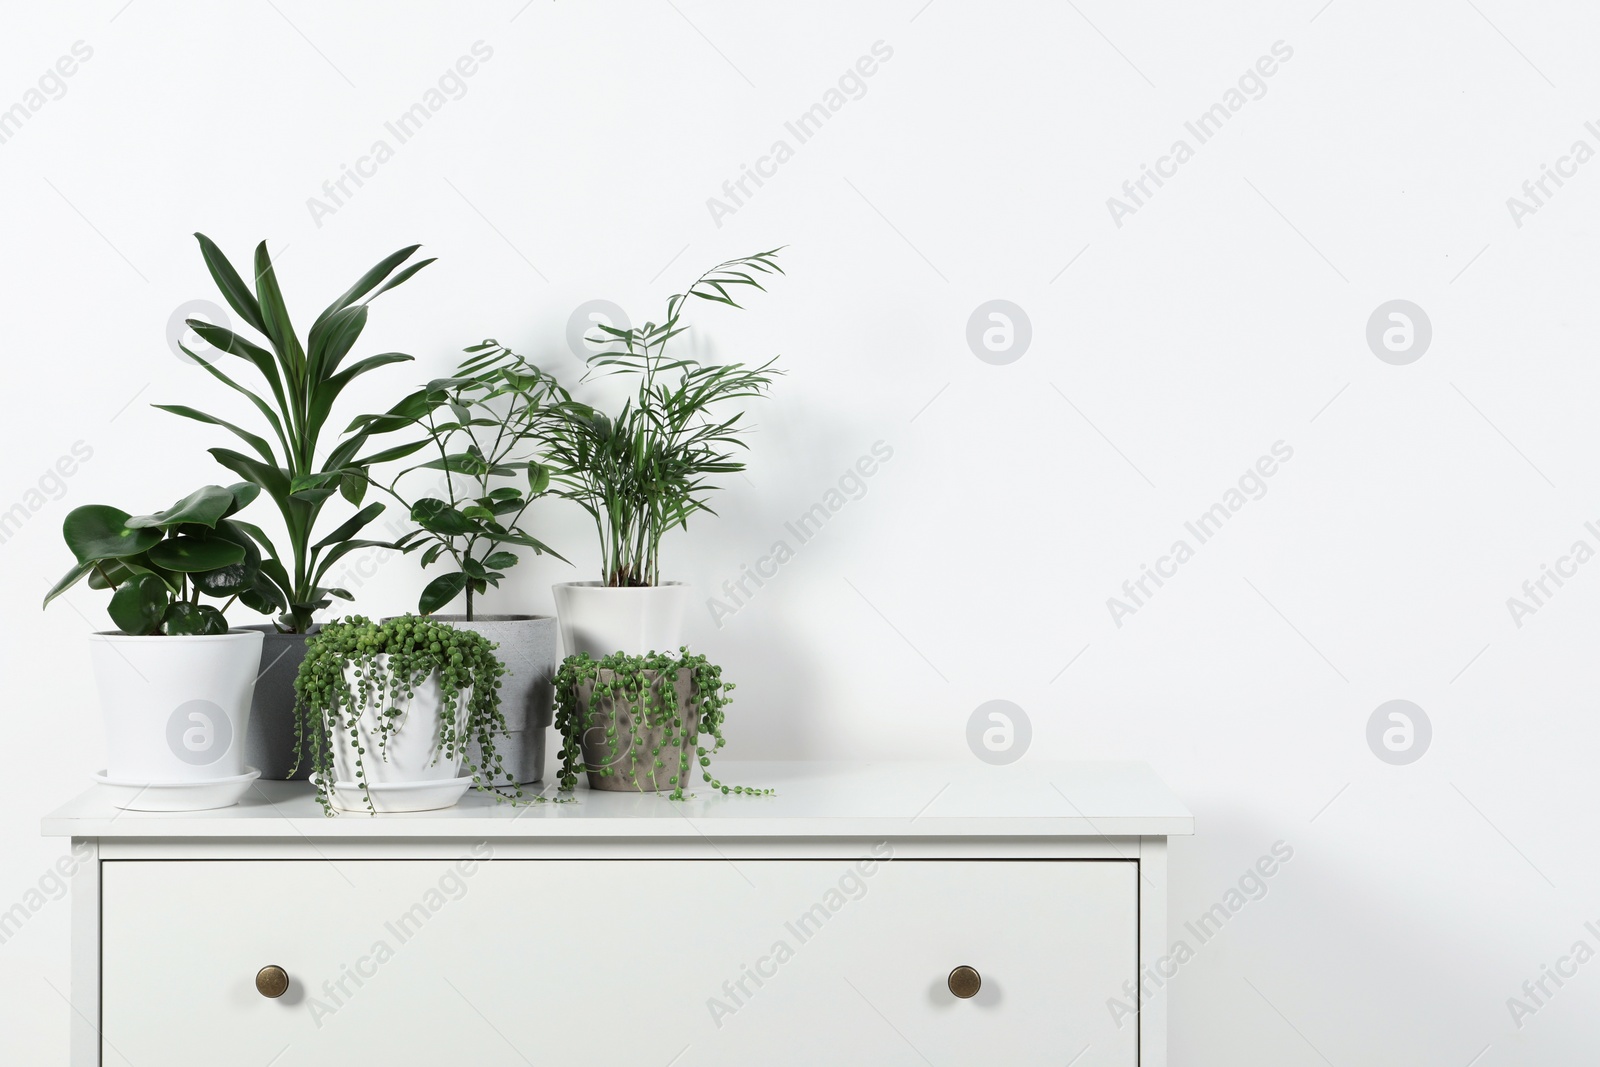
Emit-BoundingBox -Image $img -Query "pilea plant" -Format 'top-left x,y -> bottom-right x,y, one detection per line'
291,615 -> 516,814
44,483 -> 264,634
553,649 -> 772,799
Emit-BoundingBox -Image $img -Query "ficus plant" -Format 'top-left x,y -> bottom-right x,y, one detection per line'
290,615 -> 517,815
552,649 -> 772,799
352,343 -> 567,619
540,250 -> 785,587
157,234 -> 439,633
43,483 -> 263,635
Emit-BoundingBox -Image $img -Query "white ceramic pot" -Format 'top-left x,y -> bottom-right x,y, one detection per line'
329,656 -> 472,787
552,581 -> 690,658
88,629 -> 264,783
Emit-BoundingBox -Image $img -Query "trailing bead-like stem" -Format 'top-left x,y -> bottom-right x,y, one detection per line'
553,647 -> 772,800
291,614 -> 527,815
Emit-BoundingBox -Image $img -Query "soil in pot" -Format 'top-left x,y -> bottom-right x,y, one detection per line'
574,668 -> 699,792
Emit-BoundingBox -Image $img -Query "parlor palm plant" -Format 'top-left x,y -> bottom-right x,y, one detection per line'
542,249 -> 785,588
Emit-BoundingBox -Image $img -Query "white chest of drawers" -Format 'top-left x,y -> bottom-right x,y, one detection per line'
43,761 -> 1191,1066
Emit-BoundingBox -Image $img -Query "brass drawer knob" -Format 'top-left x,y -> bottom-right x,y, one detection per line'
947,965 -> 981,999
255,965 -> 289,999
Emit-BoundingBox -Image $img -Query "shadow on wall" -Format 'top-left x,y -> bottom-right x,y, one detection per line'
679,403 -> 893,760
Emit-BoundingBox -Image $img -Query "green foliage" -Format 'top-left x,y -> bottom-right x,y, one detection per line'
156,235 -> 435,633
291,615 -> 518,815
552,648 -> 772,799
352,342 -> 567,619
541,250 -> 785,587
44,483 -> 263,635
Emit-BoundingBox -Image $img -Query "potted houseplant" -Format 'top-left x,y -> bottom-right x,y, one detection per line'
158,234 -> 437,779
553,649 -> 770,797
291,615 -> 515,814
542,249 -> 785,657
43,483 -> 267,810
352,342 -> 568,786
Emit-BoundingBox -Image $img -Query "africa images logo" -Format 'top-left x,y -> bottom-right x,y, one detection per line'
166,700 -> 232,766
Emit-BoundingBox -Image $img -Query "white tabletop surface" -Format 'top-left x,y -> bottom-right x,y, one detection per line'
41,761 -> 1193,839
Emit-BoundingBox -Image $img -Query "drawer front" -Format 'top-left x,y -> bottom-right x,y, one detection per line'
102,856 -> 1137,1065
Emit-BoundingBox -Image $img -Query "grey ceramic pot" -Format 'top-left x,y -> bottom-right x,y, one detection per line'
242,625 -> 313,781
430,615 -> 557,786
576,668 -> 699,792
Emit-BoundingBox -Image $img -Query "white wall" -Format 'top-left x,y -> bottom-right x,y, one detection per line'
3,0 -> 1597,1062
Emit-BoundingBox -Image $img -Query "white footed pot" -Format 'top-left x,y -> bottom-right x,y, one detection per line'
89,629 -> 264,783
553,581 -> 690,658
327,655 -> 472,812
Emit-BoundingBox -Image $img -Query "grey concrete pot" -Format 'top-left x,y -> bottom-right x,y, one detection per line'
242,625 -> 313,781
576,668 -> 699,792
430,615 -> 557,786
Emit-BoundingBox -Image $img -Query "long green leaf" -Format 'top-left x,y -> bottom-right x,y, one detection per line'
365,257 -> 435,302
310,244 -> 421,334
193,233 -> 267,335
352,439 -> 431,467
229,519 -> 281,563
344,387 -> 437,437
185,320 -> 290,422
306,351 -> 411,447
308,304 -> 366,384
322,432 -> 369,474
253,242 -> 305,380
42,559 -> 96,608
257,557 -> 295,604
310,537 -> 399,586
310,502 -> 384,552
152,405 -> 277,465
209,448 -> 292,507
177,343 -> 291,460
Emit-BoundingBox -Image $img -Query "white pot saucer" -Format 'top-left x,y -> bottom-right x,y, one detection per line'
92,767 -> 261,812
314,775 -> 474,814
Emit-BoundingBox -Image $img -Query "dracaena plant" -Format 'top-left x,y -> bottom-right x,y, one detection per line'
43,483 -> 263,635
353,342 -> 567,619
157,234 -> 437,633
540,249 -> 785,587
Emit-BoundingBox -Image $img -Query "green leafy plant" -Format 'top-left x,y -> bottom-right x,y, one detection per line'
553,649 -> 772,799
291,615 -> 515,814
541,250 -> 785,587
353,342 -> 567,618
43,483 -> 263,635
157,234 -> 437,633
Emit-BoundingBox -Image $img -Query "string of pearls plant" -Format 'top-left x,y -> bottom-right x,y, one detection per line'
292,615 -> 517,815
553,649 -> 773,800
